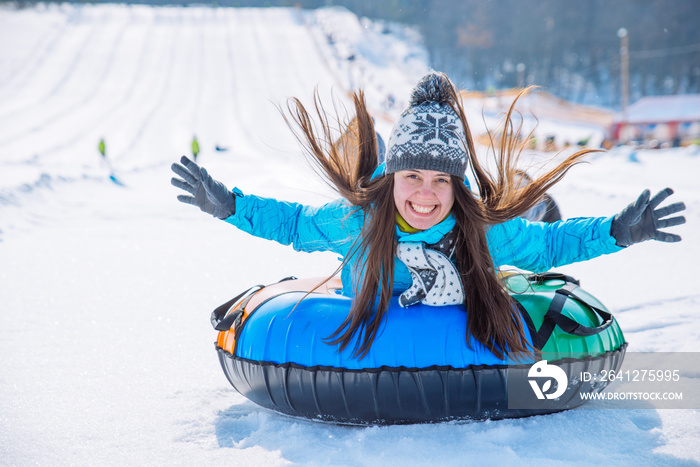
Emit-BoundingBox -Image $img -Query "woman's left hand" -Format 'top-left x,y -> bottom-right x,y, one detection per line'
610,188 -> 686,247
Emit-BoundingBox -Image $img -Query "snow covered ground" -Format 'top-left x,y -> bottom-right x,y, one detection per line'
1,4 -> 698,466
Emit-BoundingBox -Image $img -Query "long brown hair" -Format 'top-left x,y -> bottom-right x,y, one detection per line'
284,76 -> 597,360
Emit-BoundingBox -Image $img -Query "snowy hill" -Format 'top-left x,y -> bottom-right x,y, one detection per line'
1,4 -> 699,466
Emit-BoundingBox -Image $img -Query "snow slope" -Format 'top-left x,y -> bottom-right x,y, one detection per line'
1,4 -> 698,466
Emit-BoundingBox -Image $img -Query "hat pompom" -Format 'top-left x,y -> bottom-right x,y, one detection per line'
409,72 -> 453,107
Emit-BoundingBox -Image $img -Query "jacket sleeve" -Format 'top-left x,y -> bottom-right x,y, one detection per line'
222,188 -> 360,255
487,216 -> 624,272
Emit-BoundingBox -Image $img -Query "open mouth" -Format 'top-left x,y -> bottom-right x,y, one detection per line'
410,202 -> 437,215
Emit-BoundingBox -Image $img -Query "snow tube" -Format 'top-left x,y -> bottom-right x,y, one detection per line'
213,273 -> 626,425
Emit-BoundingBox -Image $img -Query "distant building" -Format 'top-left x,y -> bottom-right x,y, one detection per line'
611,94 -> 700,147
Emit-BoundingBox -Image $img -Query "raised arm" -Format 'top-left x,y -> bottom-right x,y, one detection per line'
171,156 -> 360,255
488,188 -> 686,272
225,191 -> 359,254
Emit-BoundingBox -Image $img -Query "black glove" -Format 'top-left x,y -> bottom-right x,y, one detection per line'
611,188 -> 686,247
170,156 -> 237,219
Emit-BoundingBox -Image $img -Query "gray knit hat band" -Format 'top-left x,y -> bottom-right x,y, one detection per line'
385,73 -> 469,177
386,143 -> 467,175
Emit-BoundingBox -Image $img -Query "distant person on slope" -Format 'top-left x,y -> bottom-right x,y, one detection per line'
97,137 -> 124,185
171,72 -> 686,360
192,136 -> 200,162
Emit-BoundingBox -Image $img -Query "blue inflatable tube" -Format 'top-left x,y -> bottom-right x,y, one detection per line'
238,293 -> 518,369
214,275 -> 627,425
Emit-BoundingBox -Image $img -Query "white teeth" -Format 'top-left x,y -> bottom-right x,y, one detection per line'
410,202 -> 436,214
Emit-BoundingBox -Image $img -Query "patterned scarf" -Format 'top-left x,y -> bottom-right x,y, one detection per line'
395,215 -> 464,308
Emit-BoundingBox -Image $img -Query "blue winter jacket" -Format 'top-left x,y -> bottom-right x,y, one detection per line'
225,188 -> 623,296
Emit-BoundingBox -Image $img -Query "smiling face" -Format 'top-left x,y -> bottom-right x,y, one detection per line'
393,169 -> 455,230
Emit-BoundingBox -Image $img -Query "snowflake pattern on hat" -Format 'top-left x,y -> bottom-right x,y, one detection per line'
410,113 -> 461,145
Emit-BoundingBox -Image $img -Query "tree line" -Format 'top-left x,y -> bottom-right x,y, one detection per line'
315,0 -> 700,109
231,0 -> 700,108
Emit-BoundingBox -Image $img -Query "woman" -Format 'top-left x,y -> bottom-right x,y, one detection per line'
171,72 -> 685,361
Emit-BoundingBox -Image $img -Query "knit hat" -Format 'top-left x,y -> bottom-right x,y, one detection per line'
385,73 -> 468,177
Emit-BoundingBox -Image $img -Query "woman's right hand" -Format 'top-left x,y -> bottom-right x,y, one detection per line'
170,156 -> 237,219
